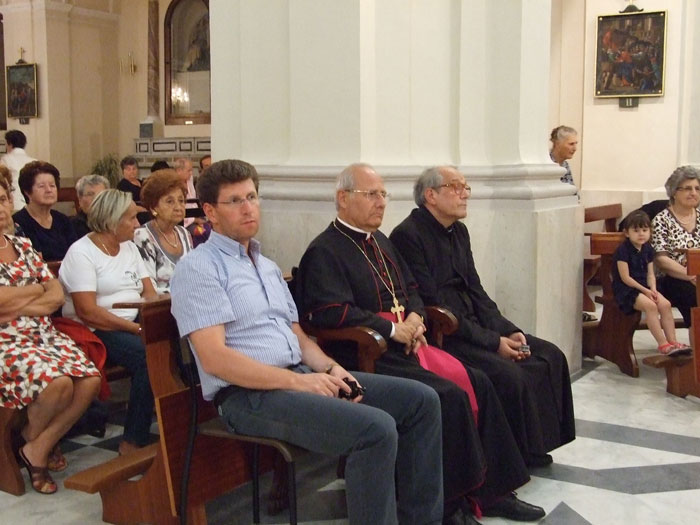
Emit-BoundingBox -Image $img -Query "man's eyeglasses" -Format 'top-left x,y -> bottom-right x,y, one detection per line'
216,194 -> 260,208
437,182 -> 471,195
346,189 -> 390,202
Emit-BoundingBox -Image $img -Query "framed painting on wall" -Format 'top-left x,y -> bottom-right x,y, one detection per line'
6,63 -> 38,118
594,10 -> 666,98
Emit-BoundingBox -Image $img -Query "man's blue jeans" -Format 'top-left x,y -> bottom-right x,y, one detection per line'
218,371 -> 443,525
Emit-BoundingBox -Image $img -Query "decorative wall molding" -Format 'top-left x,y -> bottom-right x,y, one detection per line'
134,137 -> 211,157
257,163 -> 576,202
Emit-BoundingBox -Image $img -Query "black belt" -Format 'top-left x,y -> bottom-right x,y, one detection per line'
213,385 -> 237,411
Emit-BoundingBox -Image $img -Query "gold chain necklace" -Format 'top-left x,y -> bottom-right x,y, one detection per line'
332,220 -> 405,322
154,220 -> 180,249
0,235 -> 8,249
672,206 -> 696,225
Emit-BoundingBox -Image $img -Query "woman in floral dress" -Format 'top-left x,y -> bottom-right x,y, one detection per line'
0,176 -> 100,494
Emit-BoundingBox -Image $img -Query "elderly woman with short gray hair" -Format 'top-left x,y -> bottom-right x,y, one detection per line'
59,189 -> 158,455
651,165 -> 700,327
70,174 -> 109,238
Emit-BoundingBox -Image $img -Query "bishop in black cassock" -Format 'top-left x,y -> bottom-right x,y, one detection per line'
390,166 -> 575,466
297,164 -> 545,523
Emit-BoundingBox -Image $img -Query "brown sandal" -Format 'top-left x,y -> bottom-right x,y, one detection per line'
47,444 -> 67,472
19,447 -> 57,494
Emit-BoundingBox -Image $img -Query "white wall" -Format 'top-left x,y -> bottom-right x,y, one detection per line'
581,1 -> 687,192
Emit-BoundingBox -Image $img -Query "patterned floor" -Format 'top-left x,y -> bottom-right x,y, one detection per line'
2,328 -> 700,524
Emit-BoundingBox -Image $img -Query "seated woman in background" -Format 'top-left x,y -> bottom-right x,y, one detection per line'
133,170 -> 193,293
59,189 -> 157,455
0,165 -> 24,236
549,125 -> 578,185
116,156 -> 142,203
70,174 -> 109,238
0,176 -> 100,494
13,161 -> 77,261
652,166 -> 700,329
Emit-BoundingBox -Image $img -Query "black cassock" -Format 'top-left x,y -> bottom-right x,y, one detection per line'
390,206 -> 576,460
297,220 -> 530,505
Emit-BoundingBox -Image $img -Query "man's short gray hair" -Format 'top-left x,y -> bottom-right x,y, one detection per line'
75,174 -> 110,197
335,163 -> 374,210
87,189 -> 133,233
414,167 -> 445,206
665,165 -> 700,203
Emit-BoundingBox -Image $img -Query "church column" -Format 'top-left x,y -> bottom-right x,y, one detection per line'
209,0 -> 582,370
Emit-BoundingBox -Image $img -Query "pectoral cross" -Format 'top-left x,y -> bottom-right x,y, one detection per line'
390,296 -> 405,323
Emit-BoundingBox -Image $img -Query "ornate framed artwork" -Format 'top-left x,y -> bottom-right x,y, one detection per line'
164,0 -> 211,125
594,10 -> 666,98
6,63 -> 38,118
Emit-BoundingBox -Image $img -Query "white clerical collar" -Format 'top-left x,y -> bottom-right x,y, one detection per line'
335,217 -> 371,240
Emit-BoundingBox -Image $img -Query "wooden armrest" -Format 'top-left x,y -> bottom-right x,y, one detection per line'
113,295 -> 172,310
425,306 -> 458,348
64,443 -> 158,494
302,323 -> 387,373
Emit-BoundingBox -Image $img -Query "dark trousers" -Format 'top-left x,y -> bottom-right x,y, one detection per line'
657,275 -> 697,328
94,329 -> 154,446
217,371 -> 443,525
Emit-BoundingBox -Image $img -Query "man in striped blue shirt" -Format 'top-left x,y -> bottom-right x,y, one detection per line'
170,159 -> 444,525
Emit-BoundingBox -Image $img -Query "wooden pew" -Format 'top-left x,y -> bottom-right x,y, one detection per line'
582,232 -> 641,377
641,250 -> 700,398
64,298 -> 261,524
583,203 -> 622,312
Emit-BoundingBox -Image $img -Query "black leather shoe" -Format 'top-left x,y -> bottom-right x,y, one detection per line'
526,453 -> 553,468
482,493 -> 545,521
443,507 -> 482,525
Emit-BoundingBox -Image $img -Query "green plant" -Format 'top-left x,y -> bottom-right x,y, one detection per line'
90,154 -> 121,188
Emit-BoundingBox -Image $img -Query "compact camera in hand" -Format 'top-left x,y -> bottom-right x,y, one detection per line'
338,378 -> 366,400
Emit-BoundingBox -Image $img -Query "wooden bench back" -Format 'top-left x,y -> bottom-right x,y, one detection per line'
585,203 -> 623,232
589,232 -> 626,299
137,299 -> 257,516
686,250 -> 700,384
57,187 -> 80,214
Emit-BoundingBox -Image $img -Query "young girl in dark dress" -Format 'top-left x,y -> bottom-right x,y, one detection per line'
612,210 -> 691,356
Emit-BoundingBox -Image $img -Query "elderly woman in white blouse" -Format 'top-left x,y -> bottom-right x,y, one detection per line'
651,166 -> 700,328
133,170 -> 193,293
59,189 -> 158,455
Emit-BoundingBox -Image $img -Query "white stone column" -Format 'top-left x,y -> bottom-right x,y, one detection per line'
210,0 -> 582,370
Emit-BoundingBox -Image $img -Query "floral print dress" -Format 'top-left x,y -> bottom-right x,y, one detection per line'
0,235 -> 99,409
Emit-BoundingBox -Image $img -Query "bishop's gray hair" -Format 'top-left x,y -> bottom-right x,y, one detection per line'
414,167 -> 445,206
665,165 -> 700,203
335,163 -> 374,210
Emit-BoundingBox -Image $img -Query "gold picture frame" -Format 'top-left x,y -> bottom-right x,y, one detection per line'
594,10 -> 666,98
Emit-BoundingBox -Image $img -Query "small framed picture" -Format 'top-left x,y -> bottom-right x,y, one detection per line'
6,63 -> 38,118
594,10 -> 666,98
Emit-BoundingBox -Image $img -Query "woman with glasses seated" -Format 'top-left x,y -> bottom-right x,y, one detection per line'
0,176 -> 100,494
651,166 -> 700,328
13,161 -> 78,261
59,189 -> 158,455
133,170 -> 193,293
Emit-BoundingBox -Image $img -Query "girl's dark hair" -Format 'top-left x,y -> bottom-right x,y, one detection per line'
622,209 -> 651,231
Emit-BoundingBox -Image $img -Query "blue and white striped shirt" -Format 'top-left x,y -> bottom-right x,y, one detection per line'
170,230 -> 302,400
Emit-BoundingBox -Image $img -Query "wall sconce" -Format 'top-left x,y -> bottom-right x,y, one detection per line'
120,52 -> 137,75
